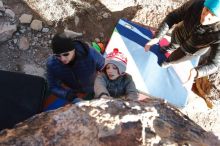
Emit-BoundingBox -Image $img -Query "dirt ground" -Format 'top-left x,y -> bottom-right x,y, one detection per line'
1,0 -> 220,139
0,0 -> 142,74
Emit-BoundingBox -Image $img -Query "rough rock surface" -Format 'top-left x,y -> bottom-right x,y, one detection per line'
0,104 -> 100,146
0,99 -> 219,146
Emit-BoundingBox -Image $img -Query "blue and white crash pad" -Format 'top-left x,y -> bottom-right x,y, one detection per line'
105,19 -> 200,107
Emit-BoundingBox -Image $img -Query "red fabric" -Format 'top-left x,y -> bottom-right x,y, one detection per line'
159,38 -> 171,58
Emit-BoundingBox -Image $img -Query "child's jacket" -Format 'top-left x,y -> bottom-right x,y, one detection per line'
94,72 -> 138,100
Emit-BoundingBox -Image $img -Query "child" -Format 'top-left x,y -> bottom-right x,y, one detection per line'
94,48 -> 138,100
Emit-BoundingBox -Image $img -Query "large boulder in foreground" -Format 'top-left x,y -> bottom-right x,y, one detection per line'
0,98 -> 219,146
0,104 -> 99,146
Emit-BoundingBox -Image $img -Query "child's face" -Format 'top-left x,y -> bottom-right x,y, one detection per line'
200,7 -> 220,25
106,64 -> 120,80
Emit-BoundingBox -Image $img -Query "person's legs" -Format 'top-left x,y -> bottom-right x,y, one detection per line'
161,22 -> 186,53
160,22 -> 192,67
167,48 -> 186,62
160,43 -> 179,53
167,47 -> 210,63
161,48 -> 187,67
161,47 -> 210,68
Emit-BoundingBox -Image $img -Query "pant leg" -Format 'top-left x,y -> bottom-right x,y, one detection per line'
161,24 -> 185,55
165,22 -> 209,64
167,47 -> 210,64
167,48 -> 186,62
165,22 -> 192,62
164,22 -> 188,52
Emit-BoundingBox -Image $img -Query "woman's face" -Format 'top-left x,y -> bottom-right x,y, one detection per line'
200,7 -> 220,25
105,63 -> 120,80
54,49 -> 76,64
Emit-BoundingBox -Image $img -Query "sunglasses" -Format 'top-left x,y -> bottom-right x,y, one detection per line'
54,52 -> 70,58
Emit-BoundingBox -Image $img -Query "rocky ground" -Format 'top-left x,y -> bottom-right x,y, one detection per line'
0,0 -> 220,141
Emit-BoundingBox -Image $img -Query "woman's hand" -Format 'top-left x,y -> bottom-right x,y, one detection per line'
144,38 -> 160,51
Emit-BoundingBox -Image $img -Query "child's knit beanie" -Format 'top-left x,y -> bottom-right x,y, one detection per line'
105,48 -> 127,75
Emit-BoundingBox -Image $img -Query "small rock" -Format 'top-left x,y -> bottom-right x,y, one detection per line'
99,32 -> 104,38
9,45 -> 15,50
5,9 -> 15,19
33,37 -> 38,42
23,64 -> 45,77
42,27 -> 49,33
27,27 -> 31,31
43,42 -> 48,48
13,39 -> 17,44
30,19 -> 42,31
95,38 -> 100,43
63,29 -> 82,38
0,1 -> 3,7
11,17 -> 16,22
0,1 -> 5,12
19,29 -> 26,34
31,42 -> 35,46
0,23 -> 17,42
9,18 -> 15,24
102,12 -> 110,19
37,33 -> 42,37
27,32 -> 31,37
14,67 -> 19,71
19,36 -> 29,50
8,40 -> 12,45
19,14 -> 33,24
46,21 -> 53,26
20,25 -> 25,30
13,55 -> 19,59
95,3 -> 100,7
97,16 -> 102,21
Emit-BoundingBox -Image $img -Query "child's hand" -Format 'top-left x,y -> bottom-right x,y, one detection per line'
137,93 -> 150,101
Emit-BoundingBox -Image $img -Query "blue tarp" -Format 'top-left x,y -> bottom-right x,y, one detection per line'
105,19 -> 200,107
